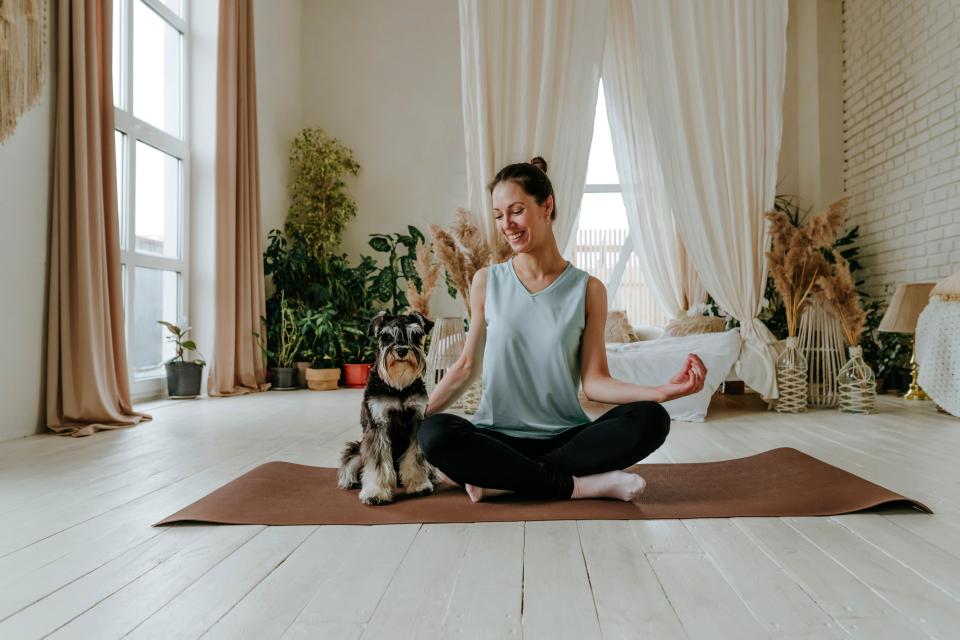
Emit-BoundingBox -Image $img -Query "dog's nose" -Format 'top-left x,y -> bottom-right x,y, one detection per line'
395,347 -> 409,357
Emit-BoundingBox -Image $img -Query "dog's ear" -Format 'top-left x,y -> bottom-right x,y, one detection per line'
409,311 -> 433,336
369,310 -> 388,336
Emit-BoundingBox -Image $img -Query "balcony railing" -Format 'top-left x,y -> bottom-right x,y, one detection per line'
572,228 -> 669,328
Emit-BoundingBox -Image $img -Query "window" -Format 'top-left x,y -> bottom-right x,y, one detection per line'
113,0 -> 189,393
573,81 -> 668,327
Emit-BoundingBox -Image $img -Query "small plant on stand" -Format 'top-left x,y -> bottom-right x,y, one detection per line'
298,303 -> 343,390
158,321 -> 206,399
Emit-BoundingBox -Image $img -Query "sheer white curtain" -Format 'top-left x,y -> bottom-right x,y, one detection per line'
603,0 -> 689,320
633,0 -> 788,398
459,0 -> 606,255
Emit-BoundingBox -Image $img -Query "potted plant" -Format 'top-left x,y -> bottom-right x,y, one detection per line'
271,293 -> 303,390
158,321 -> 206,398
298,303 -> 342,390
341,313 -> 378,388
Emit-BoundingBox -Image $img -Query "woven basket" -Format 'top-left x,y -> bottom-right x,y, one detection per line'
837,346 -> 877,414
775,336 -> 808,413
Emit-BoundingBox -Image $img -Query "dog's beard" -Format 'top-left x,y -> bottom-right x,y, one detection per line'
378,350 -> 425,390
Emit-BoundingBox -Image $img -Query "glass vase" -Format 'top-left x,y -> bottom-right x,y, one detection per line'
776,336 -> 808,413
837,345 -> 877,414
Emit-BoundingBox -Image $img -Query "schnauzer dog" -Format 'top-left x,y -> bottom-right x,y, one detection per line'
338,311 -> 439,505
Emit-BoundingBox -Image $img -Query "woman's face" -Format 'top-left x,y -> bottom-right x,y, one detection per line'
491,180 -> 553,253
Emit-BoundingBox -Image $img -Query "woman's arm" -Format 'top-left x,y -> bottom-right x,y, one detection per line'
425,268 -> 488,416
579,277 -> 706,404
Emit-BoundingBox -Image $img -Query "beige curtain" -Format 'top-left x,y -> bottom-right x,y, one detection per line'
46,0 -> 149,436
207,0 -> 268,396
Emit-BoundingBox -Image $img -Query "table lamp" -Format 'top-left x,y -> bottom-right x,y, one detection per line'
879,282 -> 936,400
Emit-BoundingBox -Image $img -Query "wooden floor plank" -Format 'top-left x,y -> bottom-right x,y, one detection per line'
787,516 -> 960,639
647,552 -> 769,640
125,526 -> 314,639
684,519 -> 848,638
203,525 -> 408,639
439,521 -> 524,638
521,521 -> 601,640
357,524 -> 470,640
45,525 -> 262,639
578,520 -> 687,639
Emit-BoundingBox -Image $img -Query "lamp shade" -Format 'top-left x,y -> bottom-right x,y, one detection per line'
931,271 -> 960,298
878,282 -> 936,333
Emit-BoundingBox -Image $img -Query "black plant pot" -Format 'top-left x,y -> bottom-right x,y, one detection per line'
272,367 -> 299,390
165,361 -> 204,398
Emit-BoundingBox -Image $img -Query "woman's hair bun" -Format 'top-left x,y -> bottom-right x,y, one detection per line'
529,156 -> 548,174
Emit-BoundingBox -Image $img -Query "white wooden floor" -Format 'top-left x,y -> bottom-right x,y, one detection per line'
1,390 -> 958,639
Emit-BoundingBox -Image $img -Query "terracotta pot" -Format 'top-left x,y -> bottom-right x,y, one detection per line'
305,367 -> 340,390
343,363 -> 372,389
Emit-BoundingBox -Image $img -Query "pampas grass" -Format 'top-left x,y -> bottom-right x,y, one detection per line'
407,243 -> 441,317
817,254 -> 866,346
430,208 -> 514,318
766,197 -> 849,336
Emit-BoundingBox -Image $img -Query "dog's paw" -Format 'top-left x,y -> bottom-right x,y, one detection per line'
407,479 -> 435,497
337,478 -> 361,490
359,486 -> 394,505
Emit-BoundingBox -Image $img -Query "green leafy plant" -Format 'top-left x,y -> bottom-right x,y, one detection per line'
368,225 -> 427,314
286,128 -> 360,258
859,297 -> 914,389
157,321 -> 206,366
340,315 -> 378,364
297,303 -> 344,368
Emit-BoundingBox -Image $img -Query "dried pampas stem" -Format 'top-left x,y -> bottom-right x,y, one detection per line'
407,243 -> 441,317
817,253 -> 866,346
430,209 -> 515,319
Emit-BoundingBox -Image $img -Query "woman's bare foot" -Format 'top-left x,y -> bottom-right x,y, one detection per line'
464,484 -> 514,503
571,471 -> 646,501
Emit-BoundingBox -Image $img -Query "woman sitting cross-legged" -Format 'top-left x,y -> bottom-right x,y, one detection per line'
419,157 -> 707,503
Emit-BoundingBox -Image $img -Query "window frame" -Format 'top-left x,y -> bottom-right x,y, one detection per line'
114,0 -> 191,400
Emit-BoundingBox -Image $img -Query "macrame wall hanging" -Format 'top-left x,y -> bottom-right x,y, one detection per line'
0,0 -> 47,144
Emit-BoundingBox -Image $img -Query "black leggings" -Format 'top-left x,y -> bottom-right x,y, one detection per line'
418,401 -> 670,499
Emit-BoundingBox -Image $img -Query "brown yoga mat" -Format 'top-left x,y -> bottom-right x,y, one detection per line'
155,448 -> 930,526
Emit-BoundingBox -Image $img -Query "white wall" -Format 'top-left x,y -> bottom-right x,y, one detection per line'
299,0 -> 466,318
777,0 -> 844,211
0,1 -> 55,441
254,0 -> 303,240
843,0 -> 960,297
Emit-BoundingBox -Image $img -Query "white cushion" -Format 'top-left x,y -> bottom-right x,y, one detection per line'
605,330 -> 742,422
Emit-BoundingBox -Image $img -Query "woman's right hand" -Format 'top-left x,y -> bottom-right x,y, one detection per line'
657,353 -> 707,402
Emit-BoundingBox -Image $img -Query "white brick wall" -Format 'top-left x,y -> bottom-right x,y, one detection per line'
843,0 -> 960,297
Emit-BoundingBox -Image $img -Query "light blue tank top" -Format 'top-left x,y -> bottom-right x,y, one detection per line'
471,259 -> 591,439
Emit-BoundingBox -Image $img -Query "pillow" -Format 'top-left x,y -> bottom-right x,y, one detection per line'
605,310 -> 639,343
664,314 -> 727,337
932,272 -> 960,301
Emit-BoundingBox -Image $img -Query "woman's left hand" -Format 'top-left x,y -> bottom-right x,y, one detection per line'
657,353 -> 708,402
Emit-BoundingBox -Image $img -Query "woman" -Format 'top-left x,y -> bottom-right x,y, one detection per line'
419,157 -> 707,502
